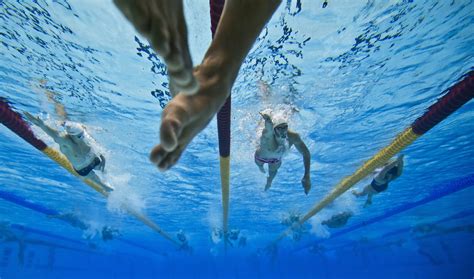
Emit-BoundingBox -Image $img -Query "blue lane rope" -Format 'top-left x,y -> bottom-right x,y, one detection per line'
0,190 -> 59,216
10,224 -> 84,245
381,209 -> 474,239
294,173 -> 474,252
1,189 -> 164,255
323,209 -> 474,253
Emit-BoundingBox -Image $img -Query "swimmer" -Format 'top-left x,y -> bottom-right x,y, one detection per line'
101,226 -> 120,241
321,211 -> 353,228
23,112 -> 112,192
176,230 -> 192,252
352,155 -> 404,206
49,212 -> 119,241
255,110 -> 311,193
48,213 -> 89,231
227,229 -> 240,242
114,0 -> 284,170
281,213 -> 308,241
225,229 -> 241,247
211,228 -> 242,247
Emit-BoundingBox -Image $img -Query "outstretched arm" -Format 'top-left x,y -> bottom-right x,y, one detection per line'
289,131 -> 311,194
259,111 -> 274,139
23,112 -> 61,142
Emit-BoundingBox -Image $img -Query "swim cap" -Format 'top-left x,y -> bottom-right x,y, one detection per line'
64,122 -> 85,137
272,115 -> 288,130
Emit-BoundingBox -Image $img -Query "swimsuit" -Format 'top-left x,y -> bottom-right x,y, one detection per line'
74,155 -> 105,176
371,166 -> 398,193
254,154 -> 281,164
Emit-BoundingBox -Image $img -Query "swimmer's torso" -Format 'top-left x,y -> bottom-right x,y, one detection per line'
256,134 -> 290,161
58,136 -> 98,170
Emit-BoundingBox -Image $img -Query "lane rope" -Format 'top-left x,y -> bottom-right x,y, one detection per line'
272,71 -> 474,244
0,99 -> 178,245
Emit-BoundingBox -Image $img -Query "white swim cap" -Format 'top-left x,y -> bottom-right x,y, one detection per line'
64,122 -> 85,137
272,115 -> 288,129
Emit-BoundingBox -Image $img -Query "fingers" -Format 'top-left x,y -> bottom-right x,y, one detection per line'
159,118 -> 183,152
129,1 -> 152,34
150,103 -> 192,168
165,41 -> 198,95
150,145 -> 167,165
150,143 -> 185,171
159,103 -> 192,151
148,13 -> 170,57
114,0 -> 150,33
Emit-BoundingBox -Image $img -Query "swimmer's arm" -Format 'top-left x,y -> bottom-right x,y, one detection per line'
260,112 -> 274,139
24,112 -> 61,141
289,131 -> 311,177
37,121 -> 62,142
377,158 -> 400,179
395,155 -> 404,177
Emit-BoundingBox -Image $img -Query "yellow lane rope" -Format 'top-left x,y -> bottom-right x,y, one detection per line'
220,156 -> 230,234
273,127 -> 419,243
42,147 -> 178,245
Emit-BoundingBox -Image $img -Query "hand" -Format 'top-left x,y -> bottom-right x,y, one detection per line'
259,111 -> 271,122
23,111 -> 42,126
301,175 -> 311,195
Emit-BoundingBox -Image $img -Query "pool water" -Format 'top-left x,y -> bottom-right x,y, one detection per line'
0,0 -> 473,278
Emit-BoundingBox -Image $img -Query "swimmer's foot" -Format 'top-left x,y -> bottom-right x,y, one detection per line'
264,181 -> 272,192
351,190 -> 361,197
113,0 -> 198,95
150,62 -> 231,170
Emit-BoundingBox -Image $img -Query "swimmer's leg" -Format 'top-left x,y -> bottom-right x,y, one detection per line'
265,161 -> 281,191
254,156 -> 266,174
364,192 -> 373,208
97,155 -> 106,172
352,185 -> 370,197
86,172 -> 114,192
150,0 -> 283,170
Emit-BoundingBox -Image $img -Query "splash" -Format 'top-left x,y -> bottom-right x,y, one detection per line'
106,173 -> 145,215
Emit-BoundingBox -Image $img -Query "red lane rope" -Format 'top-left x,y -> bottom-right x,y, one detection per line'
210,0 -> 231,158
210,0 -> 225,36
0,99 -> 47,150
412,71 -> 474,135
